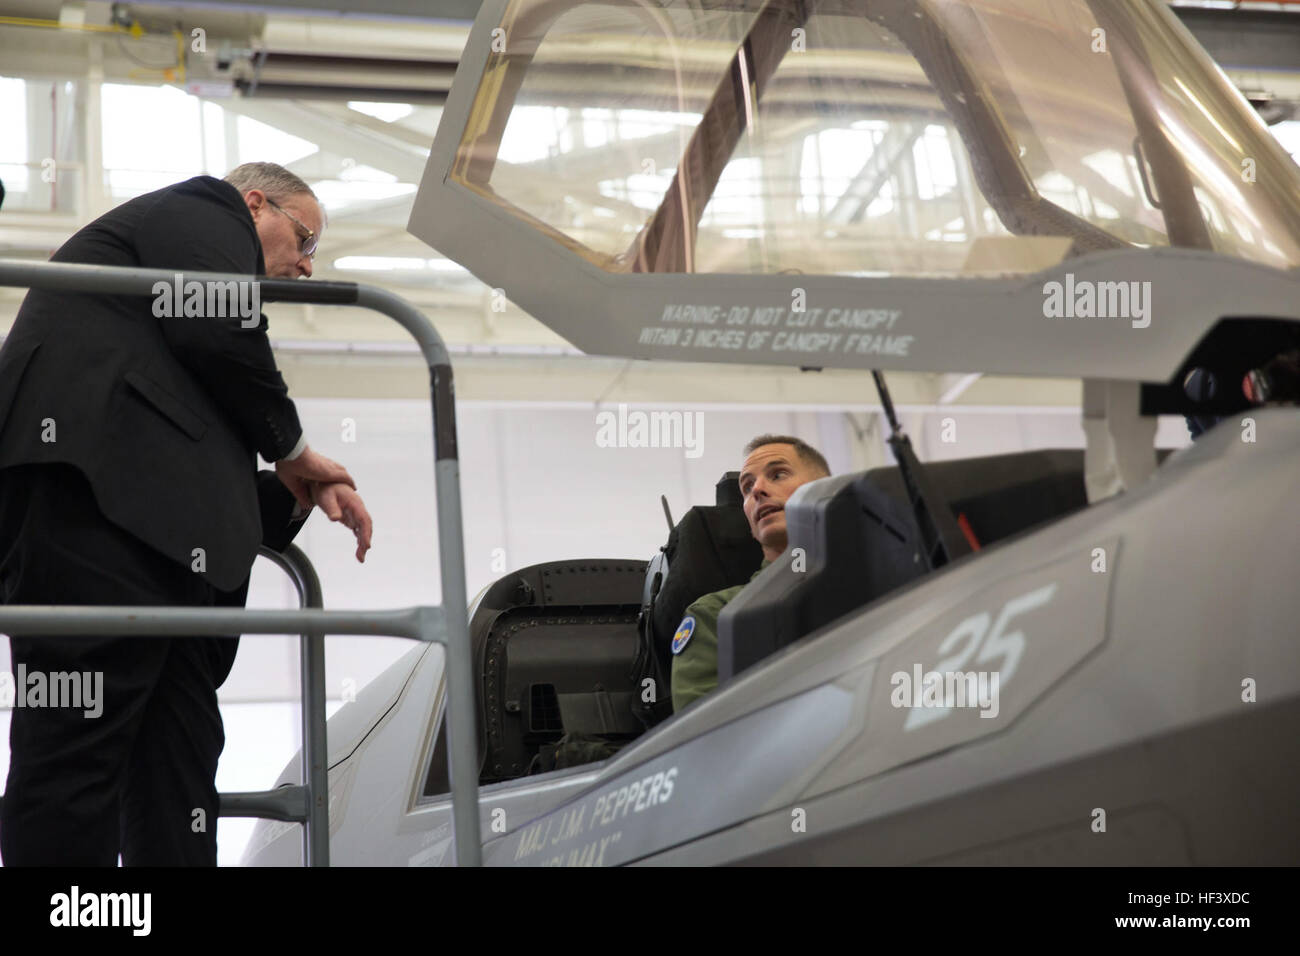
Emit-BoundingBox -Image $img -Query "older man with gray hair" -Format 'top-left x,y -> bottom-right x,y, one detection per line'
0,162 -> 370,865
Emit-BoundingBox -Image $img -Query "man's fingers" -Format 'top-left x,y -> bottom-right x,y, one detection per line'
343,505 -> 367,540
290,448 -> 356,490
309,482 -> 372,563
304,451 -> 355,490
317,462 -> 355,489
309,484 -> 335,519
303,460 -> 354,490
286,474 -> 312,510
345,500 -> 373,563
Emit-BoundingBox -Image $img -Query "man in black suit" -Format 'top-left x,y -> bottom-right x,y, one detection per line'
0,162 -> 373,866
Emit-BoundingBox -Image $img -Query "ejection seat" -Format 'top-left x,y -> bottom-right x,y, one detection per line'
463,558 -> 648,784
717,450 -> 1092,685
633,472 -> 763,726
865,449 -> 1088,550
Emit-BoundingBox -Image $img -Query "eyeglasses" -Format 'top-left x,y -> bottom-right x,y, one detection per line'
267,198 -> 319,260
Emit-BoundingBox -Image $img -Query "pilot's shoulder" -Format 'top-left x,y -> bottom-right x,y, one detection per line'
684,583 -> 740,622
674,581 -> 753,653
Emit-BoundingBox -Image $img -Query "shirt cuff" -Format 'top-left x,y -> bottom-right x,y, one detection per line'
290,499 -> 311,520
281,432 -> 308,462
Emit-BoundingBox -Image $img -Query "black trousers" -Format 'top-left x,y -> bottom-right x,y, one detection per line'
0,463 -> 238,866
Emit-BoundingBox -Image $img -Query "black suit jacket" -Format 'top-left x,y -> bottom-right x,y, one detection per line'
0,176 -> 307,592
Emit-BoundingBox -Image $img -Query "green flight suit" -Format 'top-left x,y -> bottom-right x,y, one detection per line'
670,561 -> 770,712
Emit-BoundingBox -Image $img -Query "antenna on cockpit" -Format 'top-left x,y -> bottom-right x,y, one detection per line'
660,495 -> 675,534
871,370 -> 971,571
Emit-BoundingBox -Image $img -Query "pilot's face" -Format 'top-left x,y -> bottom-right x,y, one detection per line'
739,444 -> 827,562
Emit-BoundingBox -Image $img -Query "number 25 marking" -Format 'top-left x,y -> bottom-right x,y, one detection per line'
903,583 -> 1057,731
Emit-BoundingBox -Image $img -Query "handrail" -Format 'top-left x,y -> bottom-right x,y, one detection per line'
215,543 -> 330,867
0,259 -> 480,866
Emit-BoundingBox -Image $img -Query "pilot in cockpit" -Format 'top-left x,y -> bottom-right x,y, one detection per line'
670,435 -> 830,712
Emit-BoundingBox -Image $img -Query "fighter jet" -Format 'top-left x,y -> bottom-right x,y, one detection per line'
244,0 -> 1300,866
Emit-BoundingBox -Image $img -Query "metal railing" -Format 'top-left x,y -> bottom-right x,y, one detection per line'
0,259 -> 480,866
217,543 -> 330,866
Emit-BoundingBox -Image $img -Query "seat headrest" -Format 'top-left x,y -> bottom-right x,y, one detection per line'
715,471 -> 743,507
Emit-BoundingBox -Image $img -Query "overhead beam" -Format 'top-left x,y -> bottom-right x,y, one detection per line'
137,0 -> 483,24
133,0 -> 1300,76
213,95 -> 429,181
1174,6 -> 1300,73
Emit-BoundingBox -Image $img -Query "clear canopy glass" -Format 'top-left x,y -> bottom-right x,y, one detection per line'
449,0 -> 1300,277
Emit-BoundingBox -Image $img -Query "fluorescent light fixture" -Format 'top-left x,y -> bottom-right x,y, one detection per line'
347,101 -> 415,123
332,256 -> 467,273
333,256 -> 429,271
427,258 -> 466,272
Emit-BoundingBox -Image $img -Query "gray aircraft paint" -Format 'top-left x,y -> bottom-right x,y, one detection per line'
482,684 -> 854,866
246,0 -> 1300,866
246,411 -> 1300,866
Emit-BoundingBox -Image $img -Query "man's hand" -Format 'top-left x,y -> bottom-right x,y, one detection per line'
310,481 -> 373,563
275,446 -> 355,510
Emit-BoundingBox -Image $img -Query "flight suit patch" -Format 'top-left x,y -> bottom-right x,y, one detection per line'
671,616 -> 696,655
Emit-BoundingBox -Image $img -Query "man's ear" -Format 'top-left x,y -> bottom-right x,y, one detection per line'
243,188 -> 266,218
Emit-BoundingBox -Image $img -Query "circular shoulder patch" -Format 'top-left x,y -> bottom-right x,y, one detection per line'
671,616 -> 696,655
